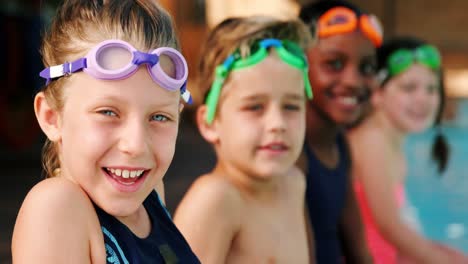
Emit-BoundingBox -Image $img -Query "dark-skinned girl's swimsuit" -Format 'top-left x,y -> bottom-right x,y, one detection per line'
94,191 -> 200,264
305,133 -> 349,264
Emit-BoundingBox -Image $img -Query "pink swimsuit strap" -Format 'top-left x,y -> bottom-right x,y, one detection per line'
354,181 -> 406,264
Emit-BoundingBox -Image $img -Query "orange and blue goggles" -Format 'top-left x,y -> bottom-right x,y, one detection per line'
317,6 -> 383,47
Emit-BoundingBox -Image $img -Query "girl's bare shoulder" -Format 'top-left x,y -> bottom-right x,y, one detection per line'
18,177 -> 96,218
349,124 -> 387,143
12,177 -> 102,263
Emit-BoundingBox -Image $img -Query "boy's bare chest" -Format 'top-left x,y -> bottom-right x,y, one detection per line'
228,202 -> 309,263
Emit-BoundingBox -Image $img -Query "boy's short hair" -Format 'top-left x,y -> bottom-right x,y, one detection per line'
196,16 -> 313,104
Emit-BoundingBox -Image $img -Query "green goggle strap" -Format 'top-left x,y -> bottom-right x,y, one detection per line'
205,39 -> 312,124
387,45 -> 441,76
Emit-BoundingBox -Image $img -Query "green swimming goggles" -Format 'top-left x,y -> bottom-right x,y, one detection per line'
387,44 -> 441,77
204,38 -> 313,124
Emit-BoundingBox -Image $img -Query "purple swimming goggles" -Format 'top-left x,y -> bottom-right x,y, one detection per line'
39,39 -> 192,104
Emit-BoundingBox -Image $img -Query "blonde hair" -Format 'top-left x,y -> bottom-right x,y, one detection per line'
40,0 -> 179,178
196,16 -> 314,103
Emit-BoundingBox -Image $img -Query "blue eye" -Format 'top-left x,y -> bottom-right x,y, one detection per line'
99,110 -> 117,117
151,114 -> 169,122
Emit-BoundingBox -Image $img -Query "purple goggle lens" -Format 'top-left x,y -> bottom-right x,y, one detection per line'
39,39 -> 192,104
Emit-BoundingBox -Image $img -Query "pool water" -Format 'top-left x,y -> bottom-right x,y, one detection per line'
405,123 -> 468,253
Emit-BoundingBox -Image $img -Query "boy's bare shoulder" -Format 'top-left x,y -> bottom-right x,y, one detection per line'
183,173 -> 243,208
12,177 -> 100,262
175,173 -> 244,223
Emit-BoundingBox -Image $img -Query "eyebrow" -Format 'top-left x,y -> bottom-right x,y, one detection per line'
319,47 -> 376,59
320,48 -> 344,55
92,95 -> 178,108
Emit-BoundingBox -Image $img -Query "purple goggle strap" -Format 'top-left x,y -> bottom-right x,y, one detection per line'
39,58 -> 87,85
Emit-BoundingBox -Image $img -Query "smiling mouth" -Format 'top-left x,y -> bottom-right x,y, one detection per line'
259,143 -> 289,151
103,167 -> 148,185
326,89 -> 371,104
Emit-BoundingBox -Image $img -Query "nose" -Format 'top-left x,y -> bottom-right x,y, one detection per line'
265,104 -> 287,133
117,118 -> 150,157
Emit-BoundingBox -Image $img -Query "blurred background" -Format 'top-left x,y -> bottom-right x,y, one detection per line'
2,0 -> 468,262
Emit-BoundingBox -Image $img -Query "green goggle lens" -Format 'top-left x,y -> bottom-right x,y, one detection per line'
204,38 -> 312,124
387,45 -> 441,76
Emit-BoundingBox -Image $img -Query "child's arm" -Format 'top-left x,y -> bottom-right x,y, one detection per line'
339,136 -> 373,264
174,175 -> 242,264
12,178 -> 104,264
354,132 -> 457,264
339,176 -> 374,264
304,204 -> 316,264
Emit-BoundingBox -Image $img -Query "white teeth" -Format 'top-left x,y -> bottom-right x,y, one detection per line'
105,168 -> 145,179
339,96 -> 357,106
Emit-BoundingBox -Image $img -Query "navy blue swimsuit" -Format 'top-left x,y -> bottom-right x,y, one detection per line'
305,133 -> 349,264
95,191 -> 200,264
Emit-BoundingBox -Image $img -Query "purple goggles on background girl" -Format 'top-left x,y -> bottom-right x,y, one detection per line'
39,39 -> 192,104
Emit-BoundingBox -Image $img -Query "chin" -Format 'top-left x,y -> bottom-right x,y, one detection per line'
337,117 -> 360,127
256,167 -> 289,180
409,125 -> 431,134
101,198 -> 143,217
332,112 -> 361,126
408,118 -> 434,132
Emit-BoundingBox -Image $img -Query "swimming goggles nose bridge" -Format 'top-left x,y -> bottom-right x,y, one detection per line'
132,51 -> 159,67
39,39 -> 192,104
260,38 -> 282,49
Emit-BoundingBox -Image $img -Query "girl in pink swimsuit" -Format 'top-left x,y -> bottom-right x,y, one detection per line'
354,182 -> 405,263
348,36 -> 468,263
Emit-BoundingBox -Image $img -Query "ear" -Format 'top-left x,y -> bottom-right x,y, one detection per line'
34,92 -> 62,142
196,105 -> 220,144
179,102 -> 184,113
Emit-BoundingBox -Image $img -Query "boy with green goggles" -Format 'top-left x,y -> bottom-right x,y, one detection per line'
205,38 -> 313,124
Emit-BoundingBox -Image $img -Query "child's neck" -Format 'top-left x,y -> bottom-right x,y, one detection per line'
116,205 -> 151,238
305,108 -> 341,148
214,162 -> 284,201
